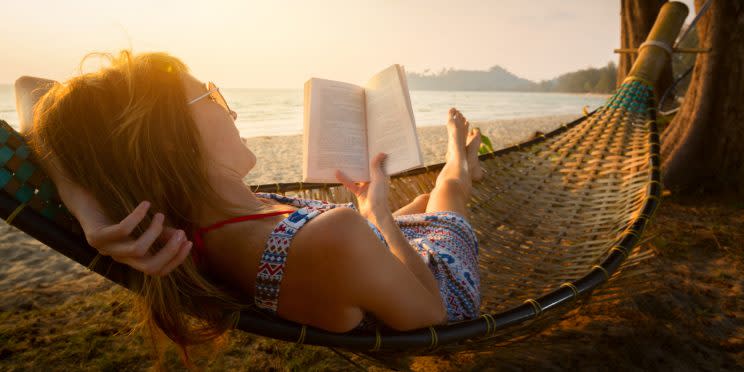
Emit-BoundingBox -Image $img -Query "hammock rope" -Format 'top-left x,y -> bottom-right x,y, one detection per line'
658,0 -> 713,110
0,1 -> 689,358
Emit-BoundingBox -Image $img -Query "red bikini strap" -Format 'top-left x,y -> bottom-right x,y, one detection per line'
191,209 -> 295,263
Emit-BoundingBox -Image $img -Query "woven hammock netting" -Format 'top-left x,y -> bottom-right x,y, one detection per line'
0,77 -> 661,354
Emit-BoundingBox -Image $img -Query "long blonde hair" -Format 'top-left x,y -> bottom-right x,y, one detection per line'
27,50 -> 247,358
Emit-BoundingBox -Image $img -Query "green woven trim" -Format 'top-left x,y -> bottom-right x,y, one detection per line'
0,168 -> 11,188
605,81 -> 653,114
15,145 -> 30,159
0,147 -> 12,166
40,204 -> 61,219
15,162 -> 36,183
0,129 -> 9,144
15,184 -> 34,203
37,179 -> 56,200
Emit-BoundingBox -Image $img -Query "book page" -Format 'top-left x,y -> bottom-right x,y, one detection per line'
303,78 -> 369,182
364,65 -> 423,175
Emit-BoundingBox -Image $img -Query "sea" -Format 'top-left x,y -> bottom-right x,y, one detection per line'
0,85 -> 607,138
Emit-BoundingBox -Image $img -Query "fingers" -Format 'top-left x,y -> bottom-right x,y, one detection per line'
370,153 -> 388,180
157,226 -> 180,245
144,231 -> 188,276
132,213 -> 166,256
335,169 -> 361,194
112,201 -> 151,239
106,213 -> 165,258
118,231 -> 188,276
155,240 -> 193,276
85,201 -> 150,248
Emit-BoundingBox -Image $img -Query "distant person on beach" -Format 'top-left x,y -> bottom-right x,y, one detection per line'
17,50 -> 484,354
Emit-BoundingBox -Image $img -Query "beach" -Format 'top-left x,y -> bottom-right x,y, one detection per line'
1,114 -> 742,370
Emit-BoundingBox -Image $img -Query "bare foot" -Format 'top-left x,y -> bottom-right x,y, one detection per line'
466,127 -> 484,181
446,108 -> 468,162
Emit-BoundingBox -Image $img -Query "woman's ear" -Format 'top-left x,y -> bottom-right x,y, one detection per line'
14,76 -> 58,133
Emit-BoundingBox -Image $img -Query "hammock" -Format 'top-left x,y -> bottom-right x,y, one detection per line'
0,1 -> 688,361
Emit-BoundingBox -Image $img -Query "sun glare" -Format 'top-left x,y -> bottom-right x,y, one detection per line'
1,0 -> 696,88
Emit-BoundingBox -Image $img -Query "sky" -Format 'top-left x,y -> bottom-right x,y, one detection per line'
0,0 -> 696,89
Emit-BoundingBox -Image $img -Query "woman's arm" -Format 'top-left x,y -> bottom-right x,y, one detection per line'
285,207 -> 447,332
366,203 -> 442,300
14,76 -> 191,275
336,154 -> 441,299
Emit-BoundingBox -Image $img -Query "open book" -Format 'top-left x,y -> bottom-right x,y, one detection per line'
303,64 -> 423,182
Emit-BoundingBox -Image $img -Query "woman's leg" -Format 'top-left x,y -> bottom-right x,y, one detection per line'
467,128 -> 483,182
393,111 -> 483,218
425,108 -> 477,217
393,193 -> 430,217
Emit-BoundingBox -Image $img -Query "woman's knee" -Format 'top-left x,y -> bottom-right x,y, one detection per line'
413,193 -> 430,204
426,179 -> 469,215
433,178 -> 467,197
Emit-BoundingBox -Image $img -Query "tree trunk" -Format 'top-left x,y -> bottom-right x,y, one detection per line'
618,0 -> 673,98
661,0 -> 744,194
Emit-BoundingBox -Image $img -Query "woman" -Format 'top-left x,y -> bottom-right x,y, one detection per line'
20,50 -> 483,351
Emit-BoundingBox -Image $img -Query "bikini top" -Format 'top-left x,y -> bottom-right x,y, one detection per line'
191,192 -> 388,314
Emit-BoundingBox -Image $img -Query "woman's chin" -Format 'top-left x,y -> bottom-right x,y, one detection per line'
243,151 -> 257,175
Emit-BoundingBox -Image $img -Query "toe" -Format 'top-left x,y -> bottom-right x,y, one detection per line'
467,128 -> 480,143
466,131 -> 475,143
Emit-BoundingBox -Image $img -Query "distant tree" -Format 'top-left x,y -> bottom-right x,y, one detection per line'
661,0 -> 744,194
543,63 -> 617,94
406,65 -> 535,91
594,62 -> 617,93
618,0 -> 673,96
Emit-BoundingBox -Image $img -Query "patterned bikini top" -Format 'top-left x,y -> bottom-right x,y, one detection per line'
191,192 -> 387,314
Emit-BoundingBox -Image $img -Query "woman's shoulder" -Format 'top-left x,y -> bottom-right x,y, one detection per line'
276,207 -> 386,332
291,207 -> 373,253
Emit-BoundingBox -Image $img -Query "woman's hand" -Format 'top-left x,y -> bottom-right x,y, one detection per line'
83,200 -> 193,276
335,152 -> 391,220
43,154 -> 192,276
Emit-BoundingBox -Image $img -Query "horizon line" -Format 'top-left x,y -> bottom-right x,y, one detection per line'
0,61 -> 617,90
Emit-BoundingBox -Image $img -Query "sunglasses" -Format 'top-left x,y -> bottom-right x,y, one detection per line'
187,82 -> 237,120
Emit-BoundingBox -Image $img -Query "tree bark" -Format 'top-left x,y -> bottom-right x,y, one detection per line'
618,0 -> 673,98
661,0 -> 744,194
